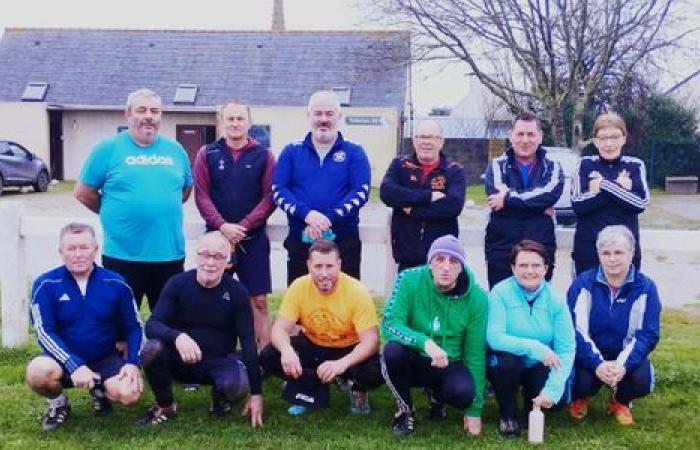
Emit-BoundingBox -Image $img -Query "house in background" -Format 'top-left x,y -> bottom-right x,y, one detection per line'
0,24 -> 409,185
404,77 -> 512,184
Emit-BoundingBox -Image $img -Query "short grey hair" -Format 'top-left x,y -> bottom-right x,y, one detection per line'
126,88 -> 161,110
596,225 -> 636,253
197,231 -> 232,254
59,222 -> 97,244
307,90 -> 341,112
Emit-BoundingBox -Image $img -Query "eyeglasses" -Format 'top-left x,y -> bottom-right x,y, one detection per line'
415,135 -> 441,141
196,251 -> 228,262
595,134 -> 624,143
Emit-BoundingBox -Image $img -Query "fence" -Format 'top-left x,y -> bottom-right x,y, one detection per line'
3,200 -> 700,348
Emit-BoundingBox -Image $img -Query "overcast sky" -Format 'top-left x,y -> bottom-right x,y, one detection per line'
2,0 -> 697,114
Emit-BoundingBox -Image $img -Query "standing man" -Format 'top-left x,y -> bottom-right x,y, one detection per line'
74,88 -> 193,311
381,235 -> 488,437
272,90 -> 371,284
380,119 -> 466,272
484,113 -> 564,288
259,240 -> 383,416
136,232 -> 263,427
193,100 -> 276,347
26,223 -> 143,431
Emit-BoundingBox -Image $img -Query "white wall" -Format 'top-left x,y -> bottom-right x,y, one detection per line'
0,102 -> 49,163
61,106 -> 400,185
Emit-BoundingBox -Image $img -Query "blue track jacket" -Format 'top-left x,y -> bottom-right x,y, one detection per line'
30,265 -> 143,373
272,132 -> 371,239
567,266 -> 661,372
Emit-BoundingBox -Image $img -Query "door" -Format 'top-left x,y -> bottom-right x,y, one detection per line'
176,125 -> 216,167
49,110 -> 64,180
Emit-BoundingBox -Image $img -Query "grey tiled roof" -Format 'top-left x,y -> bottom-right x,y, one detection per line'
0,28 -> 409,109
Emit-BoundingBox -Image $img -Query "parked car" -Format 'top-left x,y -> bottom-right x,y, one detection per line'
0,140 -> 51,196
543,146 -> 578,226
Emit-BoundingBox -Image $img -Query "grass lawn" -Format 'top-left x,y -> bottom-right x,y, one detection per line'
1,300 -> 699,449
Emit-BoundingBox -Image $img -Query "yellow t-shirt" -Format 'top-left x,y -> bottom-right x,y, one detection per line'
277,272 -> 378,348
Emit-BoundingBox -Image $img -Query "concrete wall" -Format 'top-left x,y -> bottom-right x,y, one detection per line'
62,106 -> 401,185
0,102 -> 49,163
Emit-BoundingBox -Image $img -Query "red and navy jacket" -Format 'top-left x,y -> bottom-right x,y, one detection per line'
484,146 -> 564,261
571,155 -> 649,270
380,153 -> 466,266
567,266 -> 661,372
272,132 -> 371,240
194,137 -> 276,234
30,265 -> 144,374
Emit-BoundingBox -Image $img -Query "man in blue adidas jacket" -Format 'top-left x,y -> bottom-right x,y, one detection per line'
26,223 -> 144,431
484,113 -> 564,288
273,90 -> 371,284
567,225 -> 660,426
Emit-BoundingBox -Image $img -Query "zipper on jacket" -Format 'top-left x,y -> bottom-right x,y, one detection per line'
419,222 -> 426,241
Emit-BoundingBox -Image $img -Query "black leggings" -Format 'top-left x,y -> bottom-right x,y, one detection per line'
381,342 -> 475,414
141,339 -> 249,408
259,334 -> 382,408
487,351 -> 563,420
102,255 -> 183,311
572,359 -> 654,406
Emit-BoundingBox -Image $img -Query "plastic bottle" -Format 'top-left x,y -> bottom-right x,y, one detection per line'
528,405 -> 544,444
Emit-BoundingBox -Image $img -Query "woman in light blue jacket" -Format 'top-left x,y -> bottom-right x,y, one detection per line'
487,239 -> 575,438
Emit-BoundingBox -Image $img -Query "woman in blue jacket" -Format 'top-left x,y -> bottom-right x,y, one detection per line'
487,240 -> 575,437
571,112 -> 650,274
567,225 -> 661,426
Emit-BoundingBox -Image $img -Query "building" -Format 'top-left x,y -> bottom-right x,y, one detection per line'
0,27 -> 409,184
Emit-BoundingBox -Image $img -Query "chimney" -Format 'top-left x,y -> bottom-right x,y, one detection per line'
272,0 -> 285,31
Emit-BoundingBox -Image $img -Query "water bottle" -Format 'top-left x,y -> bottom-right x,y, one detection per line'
528,405 -> 544,444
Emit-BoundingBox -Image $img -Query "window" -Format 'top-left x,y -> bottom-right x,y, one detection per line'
250,125 -> 271,148
22,82 -> 49,101
331,87 -> 351,106
173,84 -> 198,104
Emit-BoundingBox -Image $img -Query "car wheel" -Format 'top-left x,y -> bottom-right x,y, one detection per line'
33,170 -> 50,193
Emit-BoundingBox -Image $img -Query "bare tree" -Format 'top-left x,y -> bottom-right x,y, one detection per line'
366,0 -> 697,150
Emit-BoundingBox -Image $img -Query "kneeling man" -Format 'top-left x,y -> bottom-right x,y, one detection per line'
381,235 -> 488,437
260,239 -> 383,415
27,223 -> 143,431
137,232 -> 263,427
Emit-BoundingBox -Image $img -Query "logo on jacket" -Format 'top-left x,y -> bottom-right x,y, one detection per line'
430,175 -> 446,191
125,155 -> 175,166
410,174 -> 418,182
218,159 -> 225,171
59,293 -> 71,302
333,151 -> 346,162
222,292 -> 231,302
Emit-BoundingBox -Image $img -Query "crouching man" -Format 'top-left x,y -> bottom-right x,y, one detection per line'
381,235 -> 488,437
26,222 -> 144,431
260,239 -> 383,415
136,232 -> 263,427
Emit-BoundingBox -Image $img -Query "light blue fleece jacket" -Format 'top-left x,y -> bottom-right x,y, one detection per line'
487,276 -> 575,403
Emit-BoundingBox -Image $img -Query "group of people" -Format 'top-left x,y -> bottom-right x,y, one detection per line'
26,87 -> 661,440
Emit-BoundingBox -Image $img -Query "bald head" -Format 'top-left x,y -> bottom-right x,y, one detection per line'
308,90 -> 341,112
197,231 -> 231,255
413,119 -> 444,164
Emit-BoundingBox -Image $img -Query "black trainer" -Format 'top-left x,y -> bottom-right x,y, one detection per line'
392,411 -> 415,437
426,391 -> 446,421
41,401 -> 71,432
498,418 -> 520,438
135,405 -> 176,427
90,384 -> 112,416
209,389 -> 233,417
